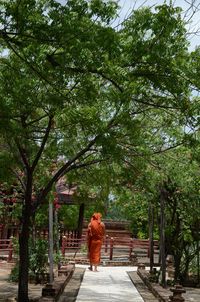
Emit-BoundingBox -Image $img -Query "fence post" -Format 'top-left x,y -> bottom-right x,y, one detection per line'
129,239 -> 133,260
0,224 -> 3,240
62,236 -> 67,257
147,239 -> 150,258
110,237 -> 114,260
8,239 -> 13,262
105,235 -> 109,253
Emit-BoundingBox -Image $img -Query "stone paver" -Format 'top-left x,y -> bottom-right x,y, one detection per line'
60,265 -> 200,302
74,265 -> 144,302
1,262 -> 200,302
184,287 -> 200,302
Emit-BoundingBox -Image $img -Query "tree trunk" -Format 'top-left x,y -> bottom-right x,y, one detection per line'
18,203 -> 31,302
54,208 -> 60,253
49,200 -> 54,283
174,252 -> 182,282
160,188 -> 166,287
148,202 -> 154,272
77,203 -> 85,239
197,239 -> 200,284
18,172 -> 33,302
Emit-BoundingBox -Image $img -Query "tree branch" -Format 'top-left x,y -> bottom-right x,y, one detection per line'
15,139 -> 30,171
64,158 -> 104,172
45,53 -> 124,93
62,65 -> 123,92
133,97 -> 181,110
36,134 -> 101,205
0,30 -> 56,43
31,115 -> 53,172
1,34 -> 70,98
26,114 -> 49,126
9,168 -> 26,192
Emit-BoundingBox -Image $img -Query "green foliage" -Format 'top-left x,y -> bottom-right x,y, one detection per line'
29,239 -> 48,276
58,205 -> 79,229
9,237 -> 19,282
53,251 -> 64,266
35,205 -> 49,228
9,264 -> 19,283
107,187 -> 150,238
0,0 -> 199,297
148,147 -> 200,280
9,237 -> 48,282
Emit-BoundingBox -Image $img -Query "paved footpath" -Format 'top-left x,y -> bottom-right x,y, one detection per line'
60,265 -> 200,302
73,265 -> 145,302
1,263 -> 200,302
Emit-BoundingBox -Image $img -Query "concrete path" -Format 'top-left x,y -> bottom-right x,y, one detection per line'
74,265 -> 144,302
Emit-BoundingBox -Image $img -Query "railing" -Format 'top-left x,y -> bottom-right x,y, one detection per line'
0,239 -> 13,262
104,237 -> 159,260
36,229 -> 79,240
61,235 -> 159,261
61,235 -> 86,257
0,235 -> 159,264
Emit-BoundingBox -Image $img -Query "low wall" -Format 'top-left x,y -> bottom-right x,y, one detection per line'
39,264 -> 75,302
137,268 -> 170,302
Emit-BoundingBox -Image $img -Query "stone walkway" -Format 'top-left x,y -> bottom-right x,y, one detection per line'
74,265 -> 144,302
0,262 -> 200,302
59,265 -> 200,302
58,267 -> 160,302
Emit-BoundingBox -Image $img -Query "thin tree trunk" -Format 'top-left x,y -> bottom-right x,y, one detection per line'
18,203 -> 31,302
49,200 -> 54,283
160,188 -> 166,287
197,239 -> 200,284
18,172 -> 32,302
54,208 -> 59,253
77,203 -> 85,239
149,203 -> 154,272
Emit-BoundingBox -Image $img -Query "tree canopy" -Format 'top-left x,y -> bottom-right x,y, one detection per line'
0,0 -> 199,300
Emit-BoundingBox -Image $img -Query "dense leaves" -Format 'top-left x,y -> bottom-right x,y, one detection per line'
0,0 -> 199,300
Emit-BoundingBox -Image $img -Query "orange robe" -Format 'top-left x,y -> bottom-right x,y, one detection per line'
87,215 -> 105,265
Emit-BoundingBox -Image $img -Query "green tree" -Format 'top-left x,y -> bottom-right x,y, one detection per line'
0,0 -> 196,300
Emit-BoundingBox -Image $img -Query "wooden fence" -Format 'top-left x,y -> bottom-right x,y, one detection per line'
61,235 -> 159,261
0,235 -> 159,263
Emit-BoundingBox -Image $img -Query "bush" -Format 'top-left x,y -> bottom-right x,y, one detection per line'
9,237 -> 19,282
29,239 -> 48,276
9,263 -> 19,282
9,237 -> 48,283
